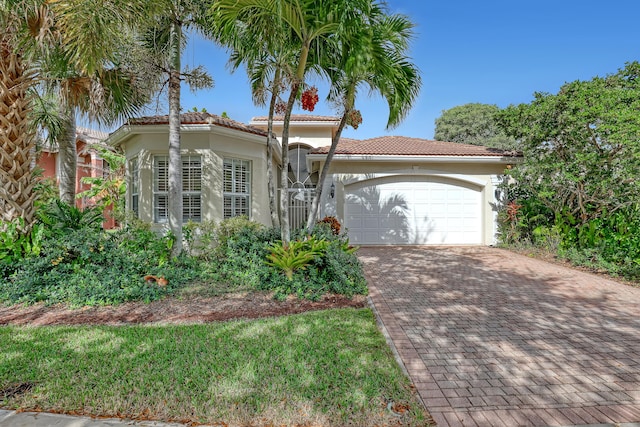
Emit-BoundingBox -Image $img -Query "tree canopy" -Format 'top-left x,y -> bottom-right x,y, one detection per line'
434,103 -> 517,150
495,62 -> 640,279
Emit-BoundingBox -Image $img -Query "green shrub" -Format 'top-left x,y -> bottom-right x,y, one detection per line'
0,221 -> 200,307
38,199 -> 104,233
0,219 -> 46,278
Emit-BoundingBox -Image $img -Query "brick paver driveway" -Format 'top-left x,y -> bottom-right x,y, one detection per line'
358,246 -> 640,427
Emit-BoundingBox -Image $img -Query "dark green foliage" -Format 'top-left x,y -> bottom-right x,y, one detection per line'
0,219 -> 199,307
1,213 -> 368,307
256,223 -> 367,300
434,103 -> 518,150
496,63 -> 640,281
201,220 -> 368,300
38,199 -> 104,232
0,219 -> 46,278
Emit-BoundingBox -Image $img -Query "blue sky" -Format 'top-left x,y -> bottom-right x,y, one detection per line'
176,0 -> 640,140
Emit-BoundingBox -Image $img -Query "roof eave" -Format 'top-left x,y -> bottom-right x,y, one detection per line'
107,123 -> 269,148
306,153 -> 523,164
249,119 -> 340,128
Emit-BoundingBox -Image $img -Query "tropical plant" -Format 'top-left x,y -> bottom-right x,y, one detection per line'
0,0 -> 153,230
318,216 -> 341,235
305,5 -> 421,231
0,218 -> 45,267
38,199 -> 104,233
266,237 -> 328,280
212,0 -> 376,244
215,11 -> 298,228
40,55 -> 153,205
77,146 -> 127,221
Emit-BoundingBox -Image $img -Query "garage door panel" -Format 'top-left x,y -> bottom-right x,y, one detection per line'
345,176 -> 482,245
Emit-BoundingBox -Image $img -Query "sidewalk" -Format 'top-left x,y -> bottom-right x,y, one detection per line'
0,410 -> 199,427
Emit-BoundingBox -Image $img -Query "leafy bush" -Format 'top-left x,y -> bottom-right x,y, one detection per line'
38,199 -> 104,233
318,216 -> 341,235
0,219 -> 46,277
256,224 -> 366,300
0,219 -> 200,307
201,219 -> 368,300
498,188 -> 640,281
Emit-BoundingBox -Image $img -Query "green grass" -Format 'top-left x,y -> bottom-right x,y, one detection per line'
0,308 -> 428,426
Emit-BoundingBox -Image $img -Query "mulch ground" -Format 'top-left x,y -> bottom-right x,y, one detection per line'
0,292 -> 367,326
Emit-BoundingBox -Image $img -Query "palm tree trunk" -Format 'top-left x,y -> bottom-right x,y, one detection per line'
280,45 -> 310,244
305,112 -> 348,232
0,37 -> 37,231
266,74 -> 281,228
168,20 -> 183,256
279,80 -> 300,244
57,103 -> 77,206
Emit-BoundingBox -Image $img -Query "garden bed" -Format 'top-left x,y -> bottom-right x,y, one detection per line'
0,291 -> 366,326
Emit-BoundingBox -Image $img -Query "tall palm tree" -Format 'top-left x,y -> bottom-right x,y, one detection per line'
213,10 -> 298,227
0,0 -> 152,230
0,1 -> 52,230
142,0 -> 214,256
305,8 -> 422,231
39,54 -> 153,205
213,0 -> 374,244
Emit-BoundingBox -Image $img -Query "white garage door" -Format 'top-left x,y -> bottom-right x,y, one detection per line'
344,176 -> 482,245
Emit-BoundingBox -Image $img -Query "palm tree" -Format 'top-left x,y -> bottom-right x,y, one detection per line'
213,9 -> 298,228
0,0 -> 152,230
142,0 -> 214,256
212,0 -> 374,244
40,57 -> 153,205
305,8 -> 422,231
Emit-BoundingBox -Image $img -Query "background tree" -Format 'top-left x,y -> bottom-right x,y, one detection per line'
495,62 -> 640,279
305,7 -> 421,231
434,103 -> 517,150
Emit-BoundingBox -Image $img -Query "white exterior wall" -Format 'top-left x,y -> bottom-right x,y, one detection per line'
120,126 -> 272,229
313,160 -> 508,245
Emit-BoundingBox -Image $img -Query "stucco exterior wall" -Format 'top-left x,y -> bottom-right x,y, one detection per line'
312,159 -> 509,245
120,127 -> 272,228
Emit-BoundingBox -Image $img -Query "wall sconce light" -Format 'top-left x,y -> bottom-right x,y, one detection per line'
329,182 -> 335,199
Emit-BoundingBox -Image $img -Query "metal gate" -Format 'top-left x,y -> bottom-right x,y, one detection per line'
288,186 -> 315,231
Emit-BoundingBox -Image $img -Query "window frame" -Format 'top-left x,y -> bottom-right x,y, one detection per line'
129,157 -> 139,217
153,154 -> 202,223
223,158 -> 251,219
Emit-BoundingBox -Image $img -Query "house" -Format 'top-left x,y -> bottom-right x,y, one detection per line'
109,112 -> 520,245
37,127 -> 117,229
108,112 -> 277,227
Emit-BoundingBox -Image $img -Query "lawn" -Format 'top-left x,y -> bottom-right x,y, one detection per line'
0,308 -> 429,426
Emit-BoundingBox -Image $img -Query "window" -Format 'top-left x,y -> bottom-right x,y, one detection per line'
182,155 -> 202,222
153,155 -> 202,223
223,158 -> 251,219
153,156 -> 169,223
130,157 -> 139,217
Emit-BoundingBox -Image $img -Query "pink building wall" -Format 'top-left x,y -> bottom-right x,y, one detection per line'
36,130 -> 117,229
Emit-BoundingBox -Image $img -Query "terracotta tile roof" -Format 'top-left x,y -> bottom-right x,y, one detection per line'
77,127 -> 109,141
310,136 -> 521,157
128,112 -> 267,137
251,114 -> 340,122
